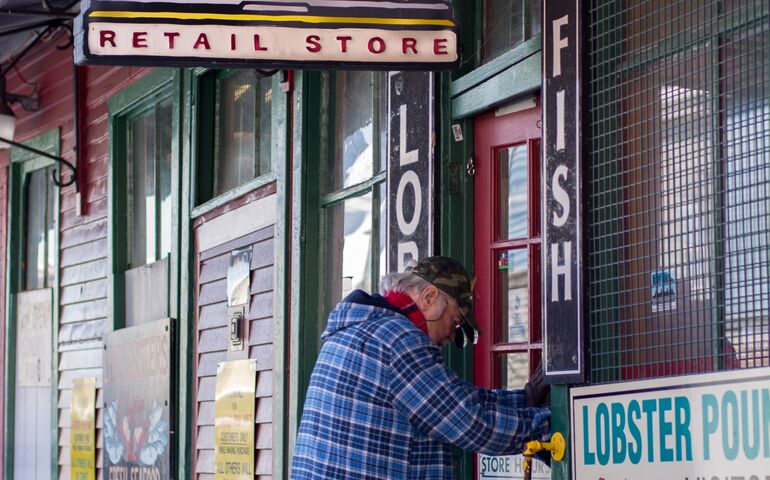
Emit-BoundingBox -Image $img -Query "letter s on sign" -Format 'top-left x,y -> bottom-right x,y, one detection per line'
306,35 -> 321,53
552,165 -> 570,227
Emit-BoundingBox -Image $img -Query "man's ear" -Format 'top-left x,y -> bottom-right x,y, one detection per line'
415,285 -> 439,310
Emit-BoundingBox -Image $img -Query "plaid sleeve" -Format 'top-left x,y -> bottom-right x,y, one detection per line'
388,333 -> 551,456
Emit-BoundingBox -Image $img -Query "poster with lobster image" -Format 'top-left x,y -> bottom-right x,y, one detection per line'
103,318 -> 173,480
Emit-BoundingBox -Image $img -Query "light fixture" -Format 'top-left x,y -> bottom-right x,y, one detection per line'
0,75 -> 40,150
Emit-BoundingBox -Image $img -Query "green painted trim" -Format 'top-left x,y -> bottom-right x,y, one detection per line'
450,36 -> 541,98
190,172 -> 278,219
4,128 -> 60,480
176,68 -> 194,480
288,70 -> 327,466
438,70 -> 476,479
549,385 -> 571,480
319,171 -> 387,207
269,71 -> 290,480
108,69 -> 177,113
451,51 -> 542,120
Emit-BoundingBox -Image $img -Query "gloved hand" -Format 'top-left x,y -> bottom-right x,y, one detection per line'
524,360 -> 550,407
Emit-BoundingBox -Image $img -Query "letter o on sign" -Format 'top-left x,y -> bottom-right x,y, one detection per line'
396,170 -> 422,236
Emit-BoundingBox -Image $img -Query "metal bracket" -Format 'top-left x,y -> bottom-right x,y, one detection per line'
0,135 -> 77,188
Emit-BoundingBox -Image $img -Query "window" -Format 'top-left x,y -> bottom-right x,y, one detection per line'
588,0 -> 770,381
197,70 -> 273,203
322,71 -> 388,312
23,165 -> 56,290
482,0 -> 541,64
127,100 -> 173,268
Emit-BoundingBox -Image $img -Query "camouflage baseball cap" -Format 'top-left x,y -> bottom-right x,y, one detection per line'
408,256 -> 479,333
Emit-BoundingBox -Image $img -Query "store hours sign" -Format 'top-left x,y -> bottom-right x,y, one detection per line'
74,0 -> 459,70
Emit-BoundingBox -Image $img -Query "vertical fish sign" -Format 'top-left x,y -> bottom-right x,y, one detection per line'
74,0 -> 460,70
543,0 -> 586,384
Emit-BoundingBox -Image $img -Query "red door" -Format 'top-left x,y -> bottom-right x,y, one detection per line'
474,102 -> 543,391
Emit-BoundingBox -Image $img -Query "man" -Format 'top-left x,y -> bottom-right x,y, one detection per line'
291,256 -> 550,479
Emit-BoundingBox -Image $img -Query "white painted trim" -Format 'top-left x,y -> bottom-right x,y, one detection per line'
196,194 -> 277,252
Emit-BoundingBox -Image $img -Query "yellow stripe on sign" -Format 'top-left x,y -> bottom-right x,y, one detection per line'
88,11 -> 456,27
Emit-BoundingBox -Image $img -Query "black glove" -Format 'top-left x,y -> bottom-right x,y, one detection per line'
524,360 -> 550,407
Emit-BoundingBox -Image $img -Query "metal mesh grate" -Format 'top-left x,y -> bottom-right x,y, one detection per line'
588,0 -> 770,383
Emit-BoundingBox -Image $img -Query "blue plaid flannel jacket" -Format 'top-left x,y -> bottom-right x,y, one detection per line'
291,291 -> 551,479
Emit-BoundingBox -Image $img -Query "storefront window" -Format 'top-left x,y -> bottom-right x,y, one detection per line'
323,71 -> 388,312
482,0 -> 541,64
588,0 -> 769,381
127,100 -> 173,268
23,165 -> 56,290
214,71 -> 273,196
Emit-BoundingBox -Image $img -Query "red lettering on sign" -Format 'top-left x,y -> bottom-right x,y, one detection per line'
253,34 -> 267,51
230,33 -> 237,51
132,32 -> 148,48
194,33 -> 211,50
100,30 -> 116,48
306,35 -> 321,53
434,38 -> 448,55
336,35 -> 352,53
368,37 -> 386,54
163,32 -> 179,49
402,38 -> 418,54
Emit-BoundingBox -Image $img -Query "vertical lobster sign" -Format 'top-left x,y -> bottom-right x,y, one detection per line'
543,0 -> 585,384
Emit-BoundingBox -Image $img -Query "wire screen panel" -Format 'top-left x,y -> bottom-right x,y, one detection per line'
588,0 -> 770,383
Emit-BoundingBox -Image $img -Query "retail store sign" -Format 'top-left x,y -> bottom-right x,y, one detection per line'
388,71 -> 434,273
542,0 -> 585,384
74,0 -> 459,70
572,367 -> 770,479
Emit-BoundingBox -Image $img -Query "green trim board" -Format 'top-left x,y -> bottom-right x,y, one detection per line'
4,128 -> 61,480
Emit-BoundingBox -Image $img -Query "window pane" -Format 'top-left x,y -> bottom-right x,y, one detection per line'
215,71 -> 272,195
483,0 -> 523,64
128,100 -> 172,268
325,193 -> 374,310
24,167 -> 55,291
499,352 -> 528,389
498,145 -> 529,240
498,249 -> 529,343
329,71 -> 374,192
378,182 -> 387,277
377,71 -> 388,174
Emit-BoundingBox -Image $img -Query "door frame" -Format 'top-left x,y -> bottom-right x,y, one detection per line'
473,104 -> 543,389
4,128 -> 61,480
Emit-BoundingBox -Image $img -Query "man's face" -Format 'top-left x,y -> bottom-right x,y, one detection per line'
417,286 -> 463,346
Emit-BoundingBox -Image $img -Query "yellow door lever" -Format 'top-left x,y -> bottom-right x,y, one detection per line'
522,432 -> 565,480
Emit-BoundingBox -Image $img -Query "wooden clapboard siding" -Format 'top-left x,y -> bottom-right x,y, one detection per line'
5,35 -> 153,480
193,188 -> 276,480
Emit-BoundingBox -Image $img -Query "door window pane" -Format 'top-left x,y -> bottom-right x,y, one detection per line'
498,145 -> 529,240
128,100 -> 172,268
215,71 -> 273,195
24,166 -> 56,290
325,193 -> 374,309
500,352 -> 529,389
498,249 -> 529,343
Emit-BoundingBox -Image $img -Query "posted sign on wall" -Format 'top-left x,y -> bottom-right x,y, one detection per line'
572,367 -> 770,479
542,0 -> 585,383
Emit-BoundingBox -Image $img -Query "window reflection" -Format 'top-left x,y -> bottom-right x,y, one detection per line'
498,249 -> 529,343
500,352 -> 528,390
326,193 -> 374,308
498,145 -> 529,240
24,166 -> 56,291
